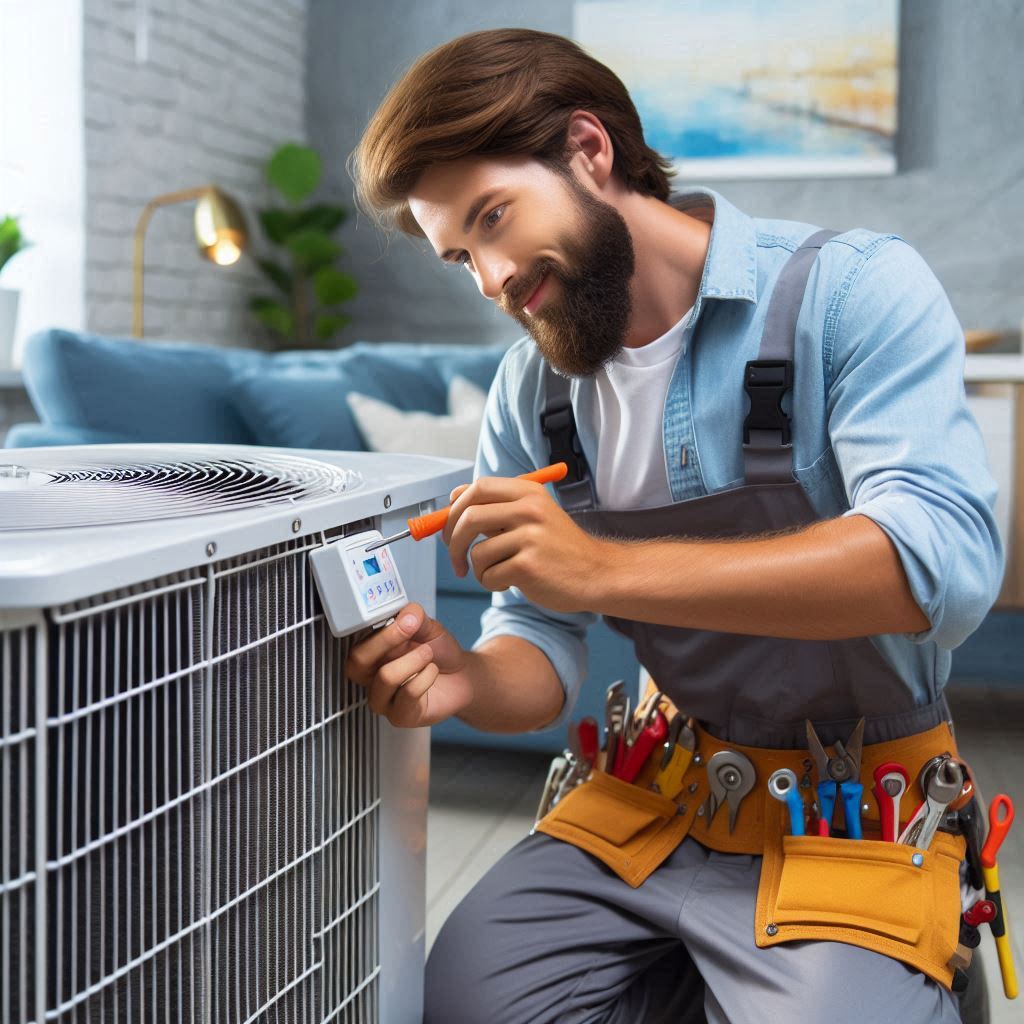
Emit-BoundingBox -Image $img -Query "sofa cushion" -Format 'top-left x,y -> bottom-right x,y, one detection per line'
4,422 -> 131,448
22,328 -> 264,443
231,341 -> 506,450
346,375 -> 487,461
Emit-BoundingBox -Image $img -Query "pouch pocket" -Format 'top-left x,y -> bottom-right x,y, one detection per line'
756,809 -> 966,988
535,770 -> 692,888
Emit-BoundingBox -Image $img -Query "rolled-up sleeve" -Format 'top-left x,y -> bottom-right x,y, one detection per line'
469,342 -> 597,727
828,238 -> 1004,649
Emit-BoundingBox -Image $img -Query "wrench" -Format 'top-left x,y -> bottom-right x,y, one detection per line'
603,681 -> 628,775
705,750 -> 756,833
872,761 -> 909,842
898,758 -> 963,850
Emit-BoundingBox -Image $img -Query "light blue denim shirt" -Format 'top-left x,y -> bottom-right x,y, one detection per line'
472,188 -> 1004,726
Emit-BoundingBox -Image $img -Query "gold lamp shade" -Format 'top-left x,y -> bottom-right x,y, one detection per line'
194,187 -> 248,266
132,184 -> 249,336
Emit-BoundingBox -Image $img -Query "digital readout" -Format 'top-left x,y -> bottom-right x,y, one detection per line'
362,556 -> 381,576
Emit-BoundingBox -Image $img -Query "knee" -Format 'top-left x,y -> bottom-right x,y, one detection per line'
424,902 -> 495,1024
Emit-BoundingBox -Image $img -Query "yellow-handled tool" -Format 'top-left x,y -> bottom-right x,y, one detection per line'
981,794 -> 1017,999
365,462 -> 569,551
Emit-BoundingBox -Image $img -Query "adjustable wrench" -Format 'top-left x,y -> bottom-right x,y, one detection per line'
898,758 -> 963,850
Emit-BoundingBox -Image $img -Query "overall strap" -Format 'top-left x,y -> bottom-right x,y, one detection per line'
540,363 -> 598,512
742,228 -> 838,485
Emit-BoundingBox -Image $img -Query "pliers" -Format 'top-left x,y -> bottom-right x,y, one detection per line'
805,718 -> 865,839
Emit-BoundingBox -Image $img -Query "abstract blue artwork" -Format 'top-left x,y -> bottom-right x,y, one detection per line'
573,0 -> 899,179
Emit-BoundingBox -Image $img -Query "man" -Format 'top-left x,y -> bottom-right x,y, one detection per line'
347,28 -> 1003,1024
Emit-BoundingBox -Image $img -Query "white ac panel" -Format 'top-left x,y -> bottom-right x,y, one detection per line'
0,443 -> 471,1024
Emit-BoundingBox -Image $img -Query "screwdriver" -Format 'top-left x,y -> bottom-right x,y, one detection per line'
980,793 -> 1017,999
364,462 -> 569,552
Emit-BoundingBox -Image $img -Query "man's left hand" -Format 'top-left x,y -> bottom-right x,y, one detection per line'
442,475 -> 612,613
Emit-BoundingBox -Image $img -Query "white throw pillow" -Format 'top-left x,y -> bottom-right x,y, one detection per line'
346,375 -> 488,461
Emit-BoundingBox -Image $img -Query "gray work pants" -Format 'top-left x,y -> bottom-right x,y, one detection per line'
425,833 -> 963,1024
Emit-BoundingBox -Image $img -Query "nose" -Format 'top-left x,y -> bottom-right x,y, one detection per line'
475,252 -> 517,301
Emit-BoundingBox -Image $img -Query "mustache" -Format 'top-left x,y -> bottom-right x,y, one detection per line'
500,258 -> 560,315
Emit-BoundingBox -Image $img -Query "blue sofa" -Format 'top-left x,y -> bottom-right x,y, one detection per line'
6,328 -> 638,751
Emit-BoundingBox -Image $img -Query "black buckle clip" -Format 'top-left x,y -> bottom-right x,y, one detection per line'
540,404 -> 589,484
743,359 -> 793,445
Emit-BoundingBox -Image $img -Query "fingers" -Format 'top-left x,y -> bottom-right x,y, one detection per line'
465,532 -> 520,590
448,501 -> 523,576
365,641 -> 436,716
344,602 -> 431,684
442,477 -> 540,547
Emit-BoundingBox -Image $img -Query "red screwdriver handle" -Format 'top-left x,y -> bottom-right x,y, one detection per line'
981,794 -> 1014,869
407,463 -> 569,541
964,899 -> 997,928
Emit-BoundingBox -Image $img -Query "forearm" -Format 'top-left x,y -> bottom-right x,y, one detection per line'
457,634 -> 565,733
595,513 -> 930,640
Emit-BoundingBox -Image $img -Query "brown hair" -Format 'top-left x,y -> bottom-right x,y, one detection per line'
349,28 -> 674,236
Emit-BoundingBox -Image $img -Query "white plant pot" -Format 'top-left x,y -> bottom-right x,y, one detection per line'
0,287 -> 19,369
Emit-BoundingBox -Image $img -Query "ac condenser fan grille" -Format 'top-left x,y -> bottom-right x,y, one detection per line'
0,449 -> 363,529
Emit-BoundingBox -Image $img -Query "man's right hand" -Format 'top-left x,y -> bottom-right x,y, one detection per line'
344,602 -> 474,729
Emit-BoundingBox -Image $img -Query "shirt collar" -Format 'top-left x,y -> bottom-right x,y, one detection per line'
670,187 -> 758,307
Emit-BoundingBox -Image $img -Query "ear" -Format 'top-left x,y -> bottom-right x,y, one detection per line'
565,110 -> 615,188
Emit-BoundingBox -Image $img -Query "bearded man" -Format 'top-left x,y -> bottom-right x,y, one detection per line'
346,28 -> 1002,1024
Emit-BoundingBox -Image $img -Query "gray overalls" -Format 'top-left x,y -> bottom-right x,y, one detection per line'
424,232 -> 964,1024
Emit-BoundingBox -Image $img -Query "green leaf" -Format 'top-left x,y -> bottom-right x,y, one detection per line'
249,296 -> 294,338
295,203 -> 347,234
286,229 -> 340,272
314,313 -> 351,342
259,209 -> 297,246
267,144 -> 321,204
0,215 -> 30,275
259,204 -> 348,246
256,258 -> 292,296
313,268 -> 358,305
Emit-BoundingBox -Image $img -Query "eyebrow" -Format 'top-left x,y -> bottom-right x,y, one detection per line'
437,190 -> 499,261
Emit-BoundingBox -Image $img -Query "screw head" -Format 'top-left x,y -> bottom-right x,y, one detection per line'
693,754 -> 702,766
688,782 -> 699,794
765,923 -> 779,937
912,853 -> 924,868
292,518 -> 302,533
206,542 -> 216,557
384,495 -> 392,509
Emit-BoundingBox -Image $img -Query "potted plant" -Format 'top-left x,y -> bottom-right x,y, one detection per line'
0,215 -> 30,368
249,143 -> 358,349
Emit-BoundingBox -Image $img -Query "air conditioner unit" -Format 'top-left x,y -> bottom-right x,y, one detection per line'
0,444 -> 470,1024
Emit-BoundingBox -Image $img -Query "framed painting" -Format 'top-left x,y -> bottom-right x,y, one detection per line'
573,0 -> 900,178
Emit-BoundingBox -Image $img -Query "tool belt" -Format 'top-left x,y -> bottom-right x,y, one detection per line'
535,695 -> 968,989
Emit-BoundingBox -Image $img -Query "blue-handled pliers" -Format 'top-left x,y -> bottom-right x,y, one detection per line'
805,718 -> 865,839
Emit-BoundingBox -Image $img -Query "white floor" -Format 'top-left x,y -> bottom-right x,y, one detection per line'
426,681 -> 1024,1022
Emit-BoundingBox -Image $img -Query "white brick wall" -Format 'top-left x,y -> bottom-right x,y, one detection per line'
83,0 -> 308,346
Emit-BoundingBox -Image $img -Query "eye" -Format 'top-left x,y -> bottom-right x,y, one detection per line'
483,205 -> 506,230
451,252 -> 474,271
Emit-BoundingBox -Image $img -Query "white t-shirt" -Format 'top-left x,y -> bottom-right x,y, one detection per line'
588,308 -> 692,509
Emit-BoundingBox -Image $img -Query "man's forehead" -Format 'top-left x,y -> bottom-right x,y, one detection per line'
408,155 -> 553,236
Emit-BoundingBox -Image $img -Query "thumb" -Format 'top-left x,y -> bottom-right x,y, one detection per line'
394,603 -> 463,670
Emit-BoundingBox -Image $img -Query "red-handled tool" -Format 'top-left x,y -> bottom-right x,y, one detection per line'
577,717 -> 599,769
617,710 -> 668,784
365,462 -> 569,550
980,794 -> 1017,1000
963,899 -> 997,929
872,761 -> 910,842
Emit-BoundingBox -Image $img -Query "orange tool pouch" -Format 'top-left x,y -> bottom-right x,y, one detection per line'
535,695 -> 967,989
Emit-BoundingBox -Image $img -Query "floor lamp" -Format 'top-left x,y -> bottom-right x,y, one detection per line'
132,185 -> 248,337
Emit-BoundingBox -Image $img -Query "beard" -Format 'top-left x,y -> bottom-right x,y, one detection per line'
499,172 -> 635,378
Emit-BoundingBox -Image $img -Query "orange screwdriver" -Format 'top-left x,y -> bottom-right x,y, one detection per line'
981,794 -> 1017,999
364,462 -> 569,552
